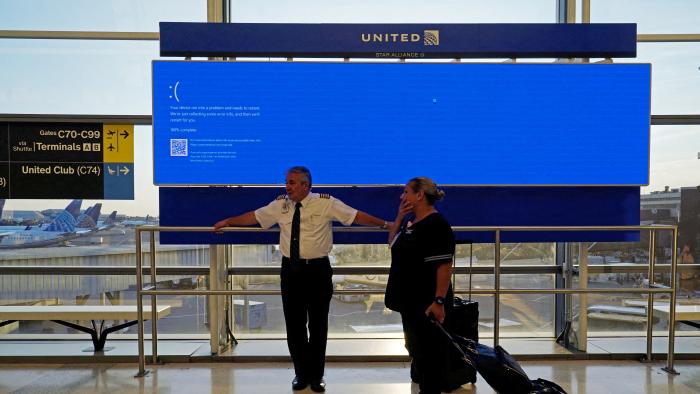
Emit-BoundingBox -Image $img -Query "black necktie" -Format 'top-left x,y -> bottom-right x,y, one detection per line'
290,202 -> 302,263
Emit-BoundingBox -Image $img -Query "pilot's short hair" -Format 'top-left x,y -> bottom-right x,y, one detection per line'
287,166 -> 312,187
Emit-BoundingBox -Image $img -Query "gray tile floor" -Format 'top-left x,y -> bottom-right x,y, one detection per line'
1,337 -> 699,393
2,336 -> 699,362
1,360 -> 700,394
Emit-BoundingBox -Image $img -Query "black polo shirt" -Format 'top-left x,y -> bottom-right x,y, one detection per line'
385,212 -> 456,313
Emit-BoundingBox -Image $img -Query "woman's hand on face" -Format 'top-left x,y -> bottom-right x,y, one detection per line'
425,302 -> 445,324
397,196 -> 413,220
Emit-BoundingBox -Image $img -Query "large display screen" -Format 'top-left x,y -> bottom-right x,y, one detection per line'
152,61 -> 650,185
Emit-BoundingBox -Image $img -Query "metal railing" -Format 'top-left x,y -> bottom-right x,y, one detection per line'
134,224 -> 679,377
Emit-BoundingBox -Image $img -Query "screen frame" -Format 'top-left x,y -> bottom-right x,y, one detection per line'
151,59 -> 652,187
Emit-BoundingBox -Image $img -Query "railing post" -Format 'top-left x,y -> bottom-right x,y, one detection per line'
577,242 -> 588,352
663,227 -> 679,375
644,229 -> 656,362
494,229 -> 501,347
209,244 -> 219,354
150,229 -> 158,364
134,227 -> 148,377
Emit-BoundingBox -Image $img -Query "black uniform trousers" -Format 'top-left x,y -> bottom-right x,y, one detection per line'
280,256 -> 333,380
401,301 -> 453,394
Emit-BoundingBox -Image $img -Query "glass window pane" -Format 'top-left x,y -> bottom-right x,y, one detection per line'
591,1 -> 700,34
647,125 -> 700,192
0,39 -> 157,115
231,0 -> 555,23
452,243 -> 556,337
0,0 -> 207,32
636,43 -> 700,115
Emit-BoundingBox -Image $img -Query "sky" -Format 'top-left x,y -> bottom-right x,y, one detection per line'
0,0 -> 698,215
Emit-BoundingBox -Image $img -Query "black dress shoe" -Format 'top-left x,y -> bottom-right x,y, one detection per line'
292,376 -> 308,391
310,378 -> 326,392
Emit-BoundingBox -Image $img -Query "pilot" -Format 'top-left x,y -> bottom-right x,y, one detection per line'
213,166 -> 390,392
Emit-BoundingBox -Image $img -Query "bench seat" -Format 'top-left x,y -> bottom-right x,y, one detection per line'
0,305 -> 171,351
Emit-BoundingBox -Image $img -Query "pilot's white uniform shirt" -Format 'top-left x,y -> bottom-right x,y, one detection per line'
254,192 -> 358,259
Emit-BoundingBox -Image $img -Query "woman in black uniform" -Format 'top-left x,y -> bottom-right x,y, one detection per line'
385,177 -> 455,394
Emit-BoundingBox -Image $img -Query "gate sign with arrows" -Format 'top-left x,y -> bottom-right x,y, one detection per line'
0,122 -> 134,199
103,124 -> 135,199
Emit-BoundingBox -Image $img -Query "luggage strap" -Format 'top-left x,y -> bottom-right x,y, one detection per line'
431,317 -> 477,369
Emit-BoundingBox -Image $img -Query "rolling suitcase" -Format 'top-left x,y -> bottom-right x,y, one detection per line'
434,321 -> 568,394
444,242 -> 478,390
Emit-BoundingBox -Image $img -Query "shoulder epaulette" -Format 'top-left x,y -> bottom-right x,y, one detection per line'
276,194 -> 287,201
319,193 -> 331,199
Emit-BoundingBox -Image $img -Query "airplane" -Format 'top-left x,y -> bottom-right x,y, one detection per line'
0,200 -> 85,248
98,211 -> 118,228
76,203 -> 102,229
120,214 -> 158,227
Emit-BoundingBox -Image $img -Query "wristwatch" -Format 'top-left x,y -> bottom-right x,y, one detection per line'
434,296 -> 445,305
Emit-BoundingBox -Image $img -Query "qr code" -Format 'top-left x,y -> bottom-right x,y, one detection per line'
170,139 -> 188,156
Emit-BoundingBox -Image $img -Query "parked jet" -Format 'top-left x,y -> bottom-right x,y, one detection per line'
76,203 -> 102,229
121,214 -> 158,227
98,211 -> 118,228
0,200 -> 85,248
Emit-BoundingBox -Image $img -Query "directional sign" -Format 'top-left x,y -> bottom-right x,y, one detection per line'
102,124 -> 134,199
103,124 -> 134,163
0,122 -> 134,199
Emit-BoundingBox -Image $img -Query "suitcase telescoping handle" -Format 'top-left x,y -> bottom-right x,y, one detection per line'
453,241 -> 474,302
468,242 -> 473,302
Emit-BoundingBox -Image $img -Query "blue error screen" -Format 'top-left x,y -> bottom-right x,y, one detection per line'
152,61 -> 650,186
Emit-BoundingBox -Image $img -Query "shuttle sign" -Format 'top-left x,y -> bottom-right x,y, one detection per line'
0,122 -> 134,199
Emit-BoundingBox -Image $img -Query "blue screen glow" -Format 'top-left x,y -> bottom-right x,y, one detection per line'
152,61 -> 650,185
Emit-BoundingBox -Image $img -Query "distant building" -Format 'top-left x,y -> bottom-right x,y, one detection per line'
1,210 -> 46,223
640,186 -> 681,222
680,186 -> 700,256
40,209 -> 64,219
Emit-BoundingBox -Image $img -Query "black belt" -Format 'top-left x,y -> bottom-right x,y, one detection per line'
282,256 -> 329,265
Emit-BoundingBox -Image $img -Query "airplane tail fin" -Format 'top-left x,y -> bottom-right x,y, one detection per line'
44,200 -> 81,232
65,199 -> 83,219
89,203 -> 102,223
107,211 -> 117,224
76,203 -> 102,228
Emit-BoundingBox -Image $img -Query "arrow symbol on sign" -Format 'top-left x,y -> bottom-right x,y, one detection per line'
120,130 -> 129,139
120,166 -> 130,175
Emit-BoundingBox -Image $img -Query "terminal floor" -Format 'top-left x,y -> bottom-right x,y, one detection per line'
1,360 -> 700,393
1,337 -> 700,362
